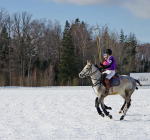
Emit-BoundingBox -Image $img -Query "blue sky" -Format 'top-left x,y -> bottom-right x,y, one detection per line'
1,0 -> 150,43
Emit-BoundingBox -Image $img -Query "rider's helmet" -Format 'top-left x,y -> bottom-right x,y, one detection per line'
105,49 -> 112,55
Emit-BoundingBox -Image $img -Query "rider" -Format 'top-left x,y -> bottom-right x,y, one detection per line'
100,49 -> 116,94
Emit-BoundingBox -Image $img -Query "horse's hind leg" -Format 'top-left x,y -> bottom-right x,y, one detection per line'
120,90 -> 133,120
95,97 -> 104,117
119,100 -> 126,114
120,99 -> 131,120
122,99 -> 131,112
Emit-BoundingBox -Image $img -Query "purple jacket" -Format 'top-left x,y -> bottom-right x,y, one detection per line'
107,56 -> 116,70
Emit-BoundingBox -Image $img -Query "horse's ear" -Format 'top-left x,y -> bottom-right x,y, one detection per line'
87,60 -> 91,64
89,60 -> 92,64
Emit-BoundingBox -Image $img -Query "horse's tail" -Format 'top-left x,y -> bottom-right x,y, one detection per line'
135,79 -> 142,90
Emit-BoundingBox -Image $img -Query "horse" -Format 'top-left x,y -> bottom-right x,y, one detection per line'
79,60 -> 142,120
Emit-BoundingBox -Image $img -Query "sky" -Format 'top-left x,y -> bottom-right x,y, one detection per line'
1,0 -> 150,43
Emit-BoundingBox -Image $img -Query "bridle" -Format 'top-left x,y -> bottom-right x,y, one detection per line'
81,64 -> 95,77
81,64 -> 102,87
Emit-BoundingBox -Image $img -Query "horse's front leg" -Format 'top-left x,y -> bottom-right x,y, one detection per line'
104,104 -> 112,110
95,97 -> 104,117
101,98 -> 112,119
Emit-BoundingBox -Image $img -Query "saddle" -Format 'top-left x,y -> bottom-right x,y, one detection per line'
101,73 -> 120,87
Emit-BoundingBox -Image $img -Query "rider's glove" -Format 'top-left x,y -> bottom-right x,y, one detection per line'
100,63 -> 104,67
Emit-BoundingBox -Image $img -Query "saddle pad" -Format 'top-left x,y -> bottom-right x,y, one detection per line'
109,75 -> 120,87
102,73 -> 120,87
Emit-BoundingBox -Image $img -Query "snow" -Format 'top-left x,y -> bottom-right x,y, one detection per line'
0,86 -> 150,140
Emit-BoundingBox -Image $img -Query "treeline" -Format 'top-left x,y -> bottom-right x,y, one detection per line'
0,8 -> 150,86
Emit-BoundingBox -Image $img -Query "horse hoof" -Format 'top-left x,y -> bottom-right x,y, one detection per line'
108,114 -> 112,119
101,114 -> 104,117
108,107 -> 112,110
120,116 -> 124,120
119,110 -> 122,114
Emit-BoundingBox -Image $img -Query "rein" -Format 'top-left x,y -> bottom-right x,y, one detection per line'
88,77 -> 102,87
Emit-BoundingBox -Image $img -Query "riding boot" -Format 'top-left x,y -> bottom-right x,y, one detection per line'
104,78 -> 109,94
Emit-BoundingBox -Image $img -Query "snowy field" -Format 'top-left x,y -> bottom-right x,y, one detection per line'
0,86 -> 150,140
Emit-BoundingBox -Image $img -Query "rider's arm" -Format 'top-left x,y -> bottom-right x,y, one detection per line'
101,58 -> 114,69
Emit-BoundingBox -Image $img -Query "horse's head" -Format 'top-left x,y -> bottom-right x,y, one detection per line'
79,60 -> 93,78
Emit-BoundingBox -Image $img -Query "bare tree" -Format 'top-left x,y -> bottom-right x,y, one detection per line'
70,19 -> 93,85
0,8 -> 8,31
12,12 -> 32,86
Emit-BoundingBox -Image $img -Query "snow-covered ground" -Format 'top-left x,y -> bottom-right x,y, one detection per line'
0,86 -> 150,140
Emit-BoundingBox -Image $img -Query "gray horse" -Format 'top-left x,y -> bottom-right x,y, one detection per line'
79,60 -> 142,120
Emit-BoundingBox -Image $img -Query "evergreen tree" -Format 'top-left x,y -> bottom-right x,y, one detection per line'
0,26 -> 9,69
124,33 -> 137,73
119,29 -> 125,43
130,33 -> 137,55
70,18 -> 80,72
58,21 -> 77,85
0,26 -> 11,85
75,18 -> 80,25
